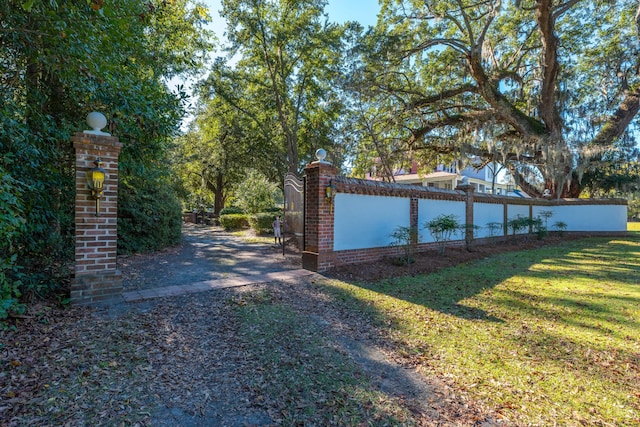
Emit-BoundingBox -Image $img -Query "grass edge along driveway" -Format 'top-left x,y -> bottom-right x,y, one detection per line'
321,235 -> 640,426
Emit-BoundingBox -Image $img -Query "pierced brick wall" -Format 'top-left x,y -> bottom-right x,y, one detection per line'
71,131 -> 123,305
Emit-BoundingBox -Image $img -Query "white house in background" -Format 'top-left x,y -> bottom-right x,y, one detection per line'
367,159 -> 529,197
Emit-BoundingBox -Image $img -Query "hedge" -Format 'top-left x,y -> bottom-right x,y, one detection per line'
249,213 -> 279,235
219,214 -> 250,230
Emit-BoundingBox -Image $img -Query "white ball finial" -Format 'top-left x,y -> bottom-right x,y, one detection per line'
84,112 -> 110,135
315,148 -> 328,163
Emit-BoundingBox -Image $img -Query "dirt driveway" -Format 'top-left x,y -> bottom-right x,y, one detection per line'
2,225 -> 504,426
119,224 -> 302,292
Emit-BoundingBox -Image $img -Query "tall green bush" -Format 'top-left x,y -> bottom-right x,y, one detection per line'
249,213 -> 279,235
219,214 -> 250,230
0,170 -> 26,318
233,171 -> 280,214
117,176 -> 183,254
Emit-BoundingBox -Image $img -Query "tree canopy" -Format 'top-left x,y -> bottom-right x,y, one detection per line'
200,0 -> 352,174
1,0 -> 212,310
348,0 -> 640,197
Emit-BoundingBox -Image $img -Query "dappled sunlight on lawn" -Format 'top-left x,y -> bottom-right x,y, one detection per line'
321,235 -> 640,426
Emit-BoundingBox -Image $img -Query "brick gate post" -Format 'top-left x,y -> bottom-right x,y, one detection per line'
71,113 -> 123,305
302,153 -> 337,272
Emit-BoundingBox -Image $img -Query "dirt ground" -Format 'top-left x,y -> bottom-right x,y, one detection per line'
1,227 -> 585,426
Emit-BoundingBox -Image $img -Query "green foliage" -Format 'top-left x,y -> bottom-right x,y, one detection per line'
262,206 -> 283,213
358,0 -> 640,197
171,98 -> 259,215
486,222 -> 503,237
0,170 -> 25,317
553,221 -> 568,236
233,171 -> 280,214
389,226 -> 418,265
426,214 -> 460,255
117,176 -> 183,254
0,0 -> 211,307
219,214 -> 250,230
509,215 -> 546,240
249,213 -> 279,235
508,216 -> 530,236
210,0 -> 350,173
628,197 -> 640,220
219,206 -> 244,215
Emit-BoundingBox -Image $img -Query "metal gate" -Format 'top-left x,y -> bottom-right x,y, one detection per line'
283,173 -> 304,250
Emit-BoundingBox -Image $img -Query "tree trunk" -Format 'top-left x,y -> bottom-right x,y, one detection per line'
213,172 -> 226,215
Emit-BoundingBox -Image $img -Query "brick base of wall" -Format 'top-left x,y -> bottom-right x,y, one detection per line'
302,251 -> 319,271
310,231 -> 631,273
71,271 -> 123,305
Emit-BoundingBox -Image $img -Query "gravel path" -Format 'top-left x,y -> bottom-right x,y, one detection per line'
119,224 -> 302,292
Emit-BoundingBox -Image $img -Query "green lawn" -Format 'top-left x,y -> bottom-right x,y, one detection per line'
324,236 -> 640,425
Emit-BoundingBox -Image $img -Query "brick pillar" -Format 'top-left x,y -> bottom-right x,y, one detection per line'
302,161 -> 337,272
457,183 -> 475,247
503,202 -> 509,237
410,197 -> 419,245
71,130 -> 123,304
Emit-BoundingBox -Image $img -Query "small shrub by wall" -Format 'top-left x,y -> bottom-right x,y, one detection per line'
219,214 -> 250,230
220,206 -> 244,215
249,213 -> 279,235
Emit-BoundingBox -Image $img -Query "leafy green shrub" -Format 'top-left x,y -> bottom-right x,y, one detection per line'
486,222 -> 503,237
508,215 -> 530,236
262,206 -> 283,213
220,214 -> 250,230
553,221 -> 568,236
389,226 -> 419,265
249,213 -> 278,235
509,215 -> 547,240
118,179 -> 183,254
427,214 -> 460,255
1,170 -> 27,319
233,171 -> 279,214
220,206 -> 244,215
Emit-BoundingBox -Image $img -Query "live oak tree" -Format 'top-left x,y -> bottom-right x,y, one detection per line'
354,0 -> 640,197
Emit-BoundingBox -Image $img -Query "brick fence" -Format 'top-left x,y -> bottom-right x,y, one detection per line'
302,161 -> 628,272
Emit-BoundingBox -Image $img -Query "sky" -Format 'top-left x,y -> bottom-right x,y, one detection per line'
173,0 -> 381,121
204,0 -> 380,34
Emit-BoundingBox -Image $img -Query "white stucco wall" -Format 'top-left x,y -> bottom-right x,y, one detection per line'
331,189 -> 626,253
474,202 -> 505,238
333,193 -> 410,250
547,204 -> 627,231
418,199 -> 466,243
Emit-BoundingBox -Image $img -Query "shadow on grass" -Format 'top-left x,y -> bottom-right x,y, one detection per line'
318,236 -> 640,425
325,236 -> 640,324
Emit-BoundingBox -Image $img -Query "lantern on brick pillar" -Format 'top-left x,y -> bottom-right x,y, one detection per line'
86,158 -> 106,216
